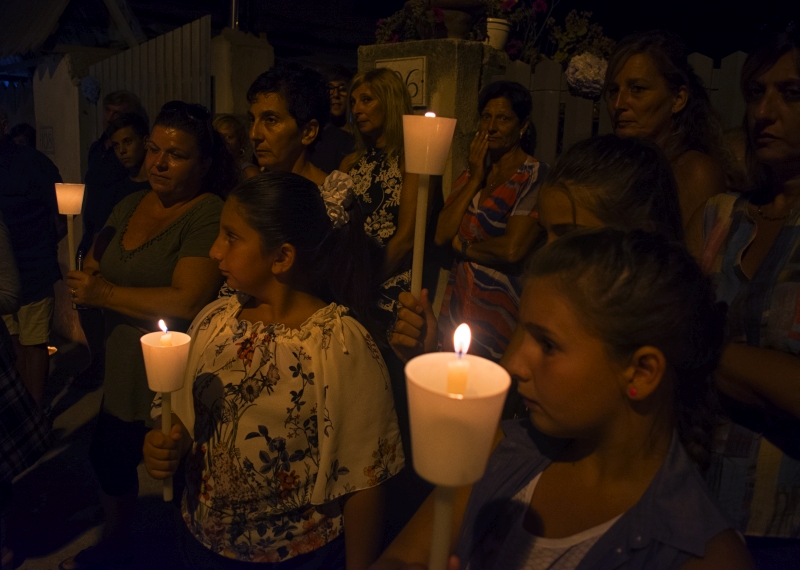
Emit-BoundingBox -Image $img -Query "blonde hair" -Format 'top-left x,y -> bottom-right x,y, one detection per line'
349,68 -> 413,162
213,114 -> 251,158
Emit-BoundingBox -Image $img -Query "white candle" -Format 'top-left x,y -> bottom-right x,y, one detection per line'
402,113 -> 457,297
447,324 -> 471,395
158,319 -> 172,346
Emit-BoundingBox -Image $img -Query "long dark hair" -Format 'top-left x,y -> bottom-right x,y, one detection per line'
228,172 -> 379,338
527,228 -> 725,471
740,19 -> 800,202
153,101 -> 239,198
604,30 -> 723,162
544,134 -> 684,243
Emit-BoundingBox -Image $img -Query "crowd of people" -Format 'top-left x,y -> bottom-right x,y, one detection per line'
0,17 -> 798,570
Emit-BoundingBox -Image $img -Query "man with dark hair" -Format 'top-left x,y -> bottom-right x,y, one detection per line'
0,105 -> 63,405
308,65 -> 355,174
107,113 -> 150,200
9,123 -> 36,148
75,91 -> 144,388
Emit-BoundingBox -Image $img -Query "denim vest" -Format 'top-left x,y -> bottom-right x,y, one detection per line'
455,420 -> 734,570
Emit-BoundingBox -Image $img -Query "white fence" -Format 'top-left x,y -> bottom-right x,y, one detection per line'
0,80 -> 35,133
86,15 -> 211,141
493,51 -> 748,166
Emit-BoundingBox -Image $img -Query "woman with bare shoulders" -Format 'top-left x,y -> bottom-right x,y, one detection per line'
604,30 -> 727,225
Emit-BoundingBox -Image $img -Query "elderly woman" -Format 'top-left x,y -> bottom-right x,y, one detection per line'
340,68 -> 421,333
605,30 -> 727,224
687,21 -> 800,565
62,101 -> 237,569
434,81 -> 546,362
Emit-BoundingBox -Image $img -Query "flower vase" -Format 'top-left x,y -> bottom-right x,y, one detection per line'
485,18 -> 510,50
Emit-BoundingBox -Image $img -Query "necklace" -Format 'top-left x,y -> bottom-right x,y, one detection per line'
485,160 -> 521,191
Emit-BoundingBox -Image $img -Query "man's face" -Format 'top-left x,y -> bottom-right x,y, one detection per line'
103,104 -> 132,131
329,81 -> 348,118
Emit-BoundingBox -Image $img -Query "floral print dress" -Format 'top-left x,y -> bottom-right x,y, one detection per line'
348,148 -> 410,330
155,295 -> 404,563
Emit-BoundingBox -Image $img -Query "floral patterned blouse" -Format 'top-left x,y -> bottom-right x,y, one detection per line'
348,148 -> 410,330
154,295 -> 404,562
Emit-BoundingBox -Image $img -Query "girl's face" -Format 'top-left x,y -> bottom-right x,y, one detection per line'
537,184 -> 605,244
605,53 -> 687,144
504,277 -> 628,439
210,198 -> 275,296
216,122 -> 242,156
745,50 -> 800,169
145,125 -> 209,198
350,83 -> 385,138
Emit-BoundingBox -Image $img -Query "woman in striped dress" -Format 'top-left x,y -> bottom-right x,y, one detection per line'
435,81 -> 546,361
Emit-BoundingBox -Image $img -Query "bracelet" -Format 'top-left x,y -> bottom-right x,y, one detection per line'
461,238 -> 471,258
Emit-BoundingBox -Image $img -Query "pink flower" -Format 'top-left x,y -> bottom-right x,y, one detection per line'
532,0 -> 548,13
376,18 -> 386,26
506,39 -> 523,59
501,0 -> 518,10
388,34 -> 400,43
432,7 -> 445,23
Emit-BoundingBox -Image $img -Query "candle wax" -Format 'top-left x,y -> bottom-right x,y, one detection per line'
160,333 -> 172,347
447,357 -> 468,395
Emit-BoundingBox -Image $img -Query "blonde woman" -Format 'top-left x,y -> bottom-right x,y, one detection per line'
339,68 -> 420,335
213,114 -> 261,180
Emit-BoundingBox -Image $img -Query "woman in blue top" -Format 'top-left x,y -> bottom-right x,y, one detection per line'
372,229 -> 752,570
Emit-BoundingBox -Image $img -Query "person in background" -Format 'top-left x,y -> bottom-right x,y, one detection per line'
434,81 -> 545,363
213,114 -> 261,180
74,90 -> 145,389
687,19 -> 800,566
309,65 -> 355,174
72,112 -> 153,392
143,172 -> 402,569
0,104 -> 63,406
0,210 -> 52,570
604,30 -> 727,225
372,229 -> 753,570
59,101 -> 237,570
8,123 -> 35,149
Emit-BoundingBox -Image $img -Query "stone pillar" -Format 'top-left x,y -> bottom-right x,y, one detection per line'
358,39 -> 509,199
211,28 -> 274,117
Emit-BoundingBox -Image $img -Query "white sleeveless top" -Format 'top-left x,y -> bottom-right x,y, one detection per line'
487,474 -> 623,570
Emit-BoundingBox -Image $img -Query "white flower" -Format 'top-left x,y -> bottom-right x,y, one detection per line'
319,171 -> 355,229
565,52 -> 608,99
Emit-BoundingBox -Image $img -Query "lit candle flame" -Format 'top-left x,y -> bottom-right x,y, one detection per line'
424,111 -> 436,117
158,319 -> 168,334
454,323 -> 471,358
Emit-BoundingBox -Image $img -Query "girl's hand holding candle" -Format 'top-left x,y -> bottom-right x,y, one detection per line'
447,324 -> 471,396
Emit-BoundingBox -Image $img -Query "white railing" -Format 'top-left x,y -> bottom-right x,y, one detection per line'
86,15 -> 211,140
492,51 -> 748,166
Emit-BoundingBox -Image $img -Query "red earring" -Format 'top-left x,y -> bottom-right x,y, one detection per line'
629,388 -> 638,397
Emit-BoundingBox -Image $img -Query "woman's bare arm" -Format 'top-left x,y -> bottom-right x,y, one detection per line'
342,484 -> 387,570
453,215 -> 541,265
382,171 -> 421,280
67,256 -> 222,322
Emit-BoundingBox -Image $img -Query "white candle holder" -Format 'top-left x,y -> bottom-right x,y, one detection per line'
402,113 -> 457,297
55,183 -> 85,273
140,330 -> 191,501
405,352 -> 510,570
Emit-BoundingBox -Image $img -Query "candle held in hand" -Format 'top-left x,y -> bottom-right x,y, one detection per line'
447,324 -> 471,395
158,319 -> 172,347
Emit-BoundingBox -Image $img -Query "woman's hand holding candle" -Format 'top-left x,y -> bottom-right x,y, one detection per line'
65,269 -> 114,307
391,290 -> 439,363
143,413 -> 191,480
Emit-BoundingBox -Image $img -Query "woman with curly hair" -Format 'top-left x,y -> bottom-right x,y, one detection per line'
604,30 -> 728,225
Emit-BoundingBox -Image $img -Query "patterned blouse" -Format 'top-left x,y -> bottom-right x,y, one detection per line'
701,192 -> 800,538
439,157 -> 545,361
348,148 -> 410,330
155,295 -> 404,562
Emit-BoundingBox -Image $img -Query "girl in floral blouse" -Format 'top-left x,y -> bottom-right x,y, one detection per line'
143,172 -> 404,569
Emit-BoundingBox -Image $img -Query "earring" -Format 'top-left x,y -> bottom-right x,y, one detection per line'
629,388 -> 638,397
